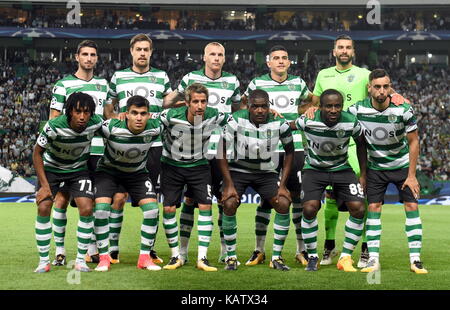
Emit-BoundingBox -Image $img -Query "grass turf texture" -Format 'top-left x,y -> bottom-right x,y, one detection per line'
0,203 -> 447,290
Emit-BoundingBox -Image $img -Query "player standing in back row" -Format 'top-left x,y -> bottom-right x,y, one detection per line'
104,34 -> 171,264
243,45 -> 313,267
349,69 -> 427,274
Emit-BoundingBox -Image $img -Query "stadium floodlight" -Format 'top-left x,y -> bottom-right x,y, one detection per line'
411,57 -> 416,63
428,53 -> 433,58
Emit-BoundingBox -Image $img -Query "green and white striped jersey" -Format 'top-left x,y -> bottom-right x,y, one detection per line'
178,69 -> 241,114
159,106 -> 228,167
224,109 -> 293,174
50,74 -> 109,156
245,73 -> 311,151
295,110 -> 361,172
97,118 -> 161,174
108,67 -> 171,148
37,114 -> 103,173
348,97 -> 417,171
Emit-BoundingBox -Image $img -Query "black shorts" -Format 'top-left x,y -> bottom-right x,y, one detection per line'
230,171 -> 279,205
94,170 -> 156,207
161,162 -> 212,207
277,151 -> 304,192
184,158 -> 223,201
366,168 -> 418,204
301,169 -> 364,208
87,155 -> 101,181
37,170 -> 94,200
146,146 -> 162,194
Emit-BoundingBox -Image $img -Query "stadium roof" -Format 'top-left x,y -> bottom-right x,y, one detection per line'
7,0 -> 450,5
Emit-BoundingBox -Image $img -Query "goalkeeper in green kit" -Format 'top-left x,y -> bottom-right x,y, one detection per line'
305,35 -> 408,268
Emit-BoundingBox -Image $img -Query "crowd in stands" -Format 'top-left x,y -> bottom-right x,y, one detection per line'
0,51 -> 448,182
1,8 -> 449,32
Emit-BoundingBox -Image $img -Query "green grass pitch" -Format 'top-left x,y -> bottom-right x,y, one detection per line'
1,203 -> 448,290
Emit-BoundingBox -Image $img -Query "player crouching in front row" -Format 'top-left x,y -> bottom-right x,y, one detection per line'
291,89 -> 367,272
33,92 -> 103,273
219,89 -> 294,271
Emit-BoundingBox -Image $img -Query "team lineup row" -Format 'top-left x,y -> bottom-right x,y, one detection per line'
32,34 -> 426,274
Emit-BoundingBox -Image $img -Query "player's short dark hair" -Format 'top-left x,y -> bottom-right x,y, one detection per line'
269,45 -> 288,56
319,89 -> 344,107
369,68 -> 390,82
185,83 -> 209,103
334,34 -> 354,48
249,89 -> 270,107
65,92 -> 96,122
76,40 -> 98,54
126,95 -> 149,111
130,33 -> 153,50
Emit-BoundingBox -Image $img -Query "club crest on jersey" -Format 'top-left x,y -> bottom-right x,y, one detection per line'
95,83 -> 101,91
288,84 -> 296,91
143,135 -> 152,143
221,81 -> 229,89
149,76 -> 157,83
388,114 -> 397,123
336,129 -> 346,138
347,74 -> 355,83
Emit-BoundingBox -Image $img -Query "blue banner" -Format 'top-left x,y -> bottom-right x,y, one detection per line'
1,27 -> 449,41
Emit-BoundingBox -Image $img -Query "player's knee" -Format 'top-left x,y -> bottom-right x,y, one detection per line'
37,202 -> 52,217
164,206 -> 177,214
348,202 -> 365,219
112,193 -> 127,209
368,203 -> 382,212
404,202 -> 418,212
273,197 -> 290,214
223,198 -> 238,216
185,196 -> 195,205
302,201 -> 319,220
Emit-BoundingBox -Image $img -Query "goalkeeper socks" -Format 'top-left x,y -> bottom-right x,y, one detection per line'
140,203 -> 159,255
76,215 -> 94,263
255,205 -> 271,252
324,197 -> 339,242
301,216 -> 319,257
52,207 -> 66,256
341,216 -> 364,256
109,208 -> 123,253
197,209 -> 213,260
94,203 -> 111,255
36,215 -> 52,264
179,202 -> 195,258
405,209 -> 423,264
163,211 -> 179,257
292,201 -> 305,253
222,214 -> 237,259
272,212 -> 290,261
366,211 -> 382,262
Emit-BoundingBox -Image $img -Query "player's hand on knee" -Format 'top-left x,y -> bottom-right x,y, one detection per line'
36,186 -> 53,205
221,186 -> 239,205
304,106 -> 318,119
276,186 -> 292,205
401,176 -> 420,200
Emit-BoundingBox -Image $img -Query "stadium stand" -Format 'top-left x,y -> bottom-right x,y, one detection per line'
0,49 -> 448,181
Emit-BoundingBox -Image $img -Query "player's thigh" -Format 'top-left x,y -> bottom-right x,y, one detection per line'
147,146 -> 162,187
185,164 -> 213,205
391,168 -> 418,204
94,171 -> 123,200
366,168 -> 390,204
124,173 -> 157,207
160,163 -> 186,207
209,158 -> 223,199
36,171 -> 67,200
229,171 -> 253,205
250,173 -> 279,203
331,170 -> 365,208
286,151 -> 305,193
301,169 -> 329,204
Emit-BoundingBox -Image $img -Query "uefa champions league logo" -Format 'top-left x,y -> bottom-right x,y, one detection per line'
148,31 -> 184,40
12,29 -> 56,38
268,31 -> 311,41
396,31 -> 442,41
